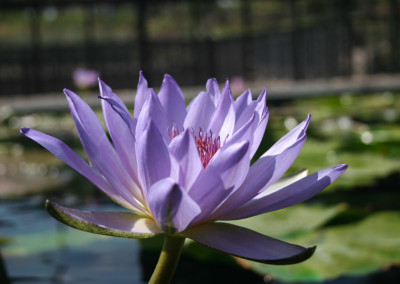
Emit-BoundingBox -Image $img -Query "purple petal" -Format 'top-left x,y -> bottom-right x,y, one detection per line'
251,108 -> 269,157
20,128 -> 138,211
207,81 -> 235,140
184,222 -> 316,264
206,78 -> 221,106
134,71 -> 150,119
233,89 -> 252,119
158,74 -> 187,130
184,91 -> 215,132
168,129 -> 203,189
224,113 -> 258,148
234,88 -> 266,132
211,115 -> 310,219
136,89 -> 169,142
147,178 -> 201,233
189,141 -> 250,222
136,120 -> 171,192
99,80 -> 140,187
64,89 -> 143,210
46,200 -> 161,238
242,114 -> 310,192
222,164 -> 348,220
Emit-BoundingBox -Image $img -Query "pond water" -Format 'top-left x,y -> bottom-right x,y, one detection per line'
1,198 -> 144,283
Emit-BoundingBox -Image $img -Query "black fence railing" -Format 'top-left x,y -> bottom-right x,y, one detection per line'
0,0 -> 399,95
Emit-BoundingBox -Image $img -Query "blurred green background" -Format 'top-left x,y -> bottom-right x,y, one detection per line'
1,0 -> 400,283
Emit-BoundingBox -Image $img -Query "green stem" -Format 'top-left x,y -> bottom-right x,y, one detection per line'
148,235 -> 185,284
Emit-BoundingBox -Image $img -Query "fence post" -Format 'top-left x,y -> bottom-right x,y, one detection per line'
240,0 -> 254,80
289,0 -> 303,80
390,0 -> 400,72
335,0 -> 353,76
136,0 -> 149,73
28,4 -> 42,93
83,3 -> 95,69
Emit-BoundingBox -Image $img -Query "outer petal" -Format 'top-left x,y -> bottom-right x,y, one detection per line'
183,222 -> 316,264
134,71 -> 150,119
241,115 -> 310,194
136,120 -> 171,192
184,91 -> 215,132
158,74 -> 187,130
64,89 -> 143,210
258,169 -> 309,199
99,80 -> 140,187
147,178 -> 201,234
20,128 -> 138,212
46,200 -> 161,239
222,164 -> 348,220
168,129 -> 203,189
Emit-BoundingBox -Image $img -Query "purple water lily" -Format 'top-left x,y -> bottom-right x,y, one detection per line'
72,68 -> 99,90
21,73 -> 347,267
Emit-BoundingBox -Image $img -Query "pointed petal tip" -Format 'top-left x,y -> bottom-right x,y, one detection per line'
163,73 -> 173,80
207,78 -> 218,85
223,79 -> 231,89
138,71 -> 148,85
63,88 -> 76,98
260,87 -> 267,96
20,127 -> 29,135
273,245 -> 316,265
335,163 -> 348,171
250,245 -> 317,265
97,77 -> 105,87
45,199 -> 64,223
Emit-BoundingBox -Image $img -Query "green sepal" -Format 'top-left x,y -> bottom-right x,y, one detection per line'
45,199 -> 162,239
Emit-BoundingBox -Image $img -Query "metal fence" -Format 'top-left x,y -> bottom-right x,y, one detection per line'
0,0 -> 399,95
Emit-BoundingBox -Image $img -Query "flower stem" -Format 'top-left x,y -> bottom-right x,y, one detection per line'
148,235 -> 185,284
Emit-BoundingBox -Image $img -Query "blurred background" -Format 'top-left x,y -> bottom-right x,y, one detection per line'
0,0 -> 400,283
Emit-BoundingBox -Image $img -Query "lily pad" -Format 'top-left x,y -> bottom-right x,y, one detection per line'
243,211 -> 400,282
228,203 -> 347,239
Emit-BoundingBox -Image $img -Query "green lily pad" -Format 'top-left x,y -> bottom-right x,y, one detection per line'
243,211 -> 400,282
228,203 -> 347,239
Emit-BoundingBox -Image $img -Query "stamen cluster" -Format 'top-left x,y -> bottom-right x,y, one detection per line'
193,129 -> 221,168
169,126 -> 222,169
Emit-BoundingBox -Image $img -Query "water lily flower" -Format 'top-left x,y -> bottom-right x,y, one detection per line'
21,73 -> 347,283
72,68 -> 99,90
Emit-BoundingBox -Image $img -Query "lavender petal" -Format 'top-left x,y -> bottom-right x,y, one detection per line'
184,222 -> 316,264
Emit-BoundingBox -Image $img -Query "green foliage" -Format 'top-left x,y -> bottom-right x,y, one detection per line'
246,211 -> 400,282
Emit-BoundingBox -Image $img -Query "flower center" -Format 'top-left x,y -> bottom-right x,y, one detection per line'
169,126 -> 223,169
193,129 -> 221,168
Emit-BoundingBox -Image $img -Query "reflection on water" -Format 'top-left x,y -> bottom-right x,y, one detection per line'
0,198 -> 144,284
